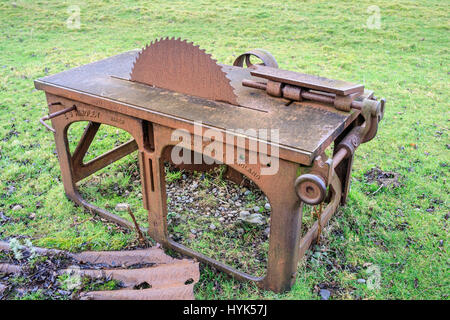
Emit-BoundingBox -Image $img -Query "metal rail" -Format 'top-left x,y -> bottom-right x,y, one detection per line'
39,103 -> 76,133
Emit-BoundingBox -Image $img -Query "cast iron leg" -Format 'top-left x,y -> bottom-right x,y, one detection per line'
261,159 -> 303,292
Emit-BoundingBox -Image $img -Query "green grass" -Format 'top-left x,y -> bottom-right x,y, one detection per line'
0,0 -> 449,299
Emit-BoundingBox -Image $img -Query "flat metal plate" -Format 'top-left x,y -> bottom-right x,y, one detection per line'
250,65 -> 364,95
35,50 -> 358,162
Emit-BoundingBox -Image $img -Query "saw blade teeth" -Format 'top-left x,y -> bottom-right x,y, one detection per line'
130,37 -> 238,105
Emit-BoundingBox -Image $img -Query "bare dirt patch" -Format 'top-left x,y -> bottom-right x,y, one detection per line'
364,167 -> 402,189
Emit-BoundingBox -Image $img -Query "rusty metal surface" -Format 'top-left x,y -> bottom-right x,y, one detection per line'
250,65 -> 364,95
1,241 -> 199,300
80,284 -> 195,300
0,263 -> 22,274
72,247 -> 176,266
34,50 -> 358,162
242,78 -> 366,111
63,260 -> 199,288
130,38 -> 238,105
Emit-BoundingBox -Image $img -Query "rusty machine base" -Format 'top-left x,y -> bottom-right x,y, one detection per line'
35,39 -> 384,293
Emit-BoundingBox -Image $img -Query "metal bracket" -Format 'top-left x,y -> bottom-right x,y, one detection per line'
294,96 -> 385,205
233,49 -> 279,69
39,103 -> 76,133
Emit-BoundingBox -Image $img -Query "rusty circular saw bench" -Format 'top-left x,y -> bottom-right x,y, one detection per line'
34,38 -> 385,293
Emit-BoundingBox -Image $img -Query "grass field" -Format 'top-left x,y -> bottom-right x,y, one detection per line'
0,0 -> 448,299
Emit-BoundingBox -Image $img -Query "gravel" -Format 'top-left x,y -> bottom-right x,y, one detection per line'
239,210 -> 250,217
165,164 -> 272,276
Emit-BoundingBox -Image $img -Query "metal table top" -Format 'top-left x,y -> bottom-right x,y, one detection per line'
35,50 -> 359,165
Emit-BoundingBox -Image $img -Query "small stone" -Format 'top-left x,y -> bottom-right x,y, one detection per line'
238,213 -> 265,225
7,186 -> 15,196
12,204 -> 22,211
253,206 -> 260,212
244,190 -> 251,196
319,289 -> 331,300
115,203 -> 130,211
218,217 -> 225,222
190,229 -> 197,234
264,203 -> 271,210
357,279 -> 366,284
209,224 -> 216,230
264,227 -> 270,237
239,210 -> 250,218
29,212 -> 36,219
0,283 -> 6,296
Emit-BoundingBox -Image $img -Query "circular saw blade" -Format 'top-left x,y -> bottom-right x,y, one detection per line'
130,38 -> 238,105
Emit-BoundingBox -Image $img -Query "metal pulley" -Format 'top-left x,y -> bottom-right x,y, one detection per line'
294,173 -> 327,205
